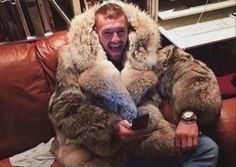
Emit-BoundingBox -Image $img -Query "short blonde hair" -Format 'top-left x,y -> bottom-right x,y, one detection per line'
95,3 -> 127,25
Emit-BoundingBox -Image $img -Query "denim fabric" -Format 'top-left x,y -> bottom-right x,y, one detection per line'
128,134 -> 219,167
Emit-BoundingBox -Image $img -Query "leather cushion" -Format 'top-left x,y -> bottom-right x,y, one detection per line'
0,31 -> 67,159
217,72 -> 236,98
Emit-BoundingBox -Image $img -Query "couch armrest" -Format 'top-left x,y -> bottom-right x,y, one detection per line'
0,159 -> 11,167
216,98 -> 236,167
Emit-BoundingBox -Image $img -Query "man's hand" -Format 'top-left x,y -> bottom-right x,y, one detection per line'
116,120 -> 145,142
174,120 -> 199,156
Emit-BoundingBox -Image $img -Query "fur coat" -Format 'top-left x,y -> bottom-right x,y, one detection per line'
48,1 -> 221,166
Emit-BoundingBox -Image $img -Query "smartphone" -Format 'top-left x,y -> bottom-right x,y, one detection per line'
131,114 -> 149,130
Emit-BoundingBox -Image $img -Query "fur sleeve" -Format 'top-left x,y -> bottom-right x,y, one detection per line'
48,46 -> 121,145
157,45 -> 222,125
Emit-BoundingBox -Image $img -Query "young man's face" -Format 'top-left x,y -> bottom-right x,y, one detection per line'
96,14 -> 128,63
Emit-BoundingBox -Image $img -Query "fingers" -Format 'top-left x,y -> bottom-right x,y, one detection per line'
116,120 -> 145,142
193,135 -> 198,149
174,120 -> 199,155
174,135 -> 181,156
174,135 -> 190,156
122,130 -> 144,141
187,136 -> 193,150
174,135 -> 198,156
119,120 -> 132,128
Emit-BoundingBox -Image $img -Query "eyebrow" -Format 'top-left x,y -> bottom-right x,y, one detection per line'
102,27 -> 126,32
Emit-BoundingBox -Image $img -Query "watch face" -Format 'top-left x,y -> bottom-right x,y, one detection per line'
182,111 -> 197,121
184,111 -> 193,118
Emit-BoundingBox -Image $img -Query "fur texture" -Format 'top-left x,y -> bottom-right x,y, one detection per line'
49,1 -> 221,167
155,45 -> 222,124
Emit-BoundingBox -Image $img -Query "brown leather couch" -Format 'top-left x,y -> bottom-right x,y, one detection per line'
0,31 -> 235,167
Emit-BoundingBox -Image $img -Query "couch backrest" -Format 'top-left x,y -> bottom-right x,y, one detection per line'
0,30 -> 235,160
0,31 -> 67,159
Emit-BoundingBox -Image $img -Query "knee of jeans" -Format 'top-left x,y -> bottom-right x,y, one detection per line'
200,135 -> 219,159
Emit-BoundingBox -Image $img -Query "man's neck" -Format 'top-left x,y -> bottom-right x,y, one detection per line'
113,61 -> 123,71
108,58 -> 123,71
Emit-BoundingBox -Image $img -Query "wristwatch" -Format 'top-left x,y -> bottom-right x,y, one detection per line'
181,111 -> 197,123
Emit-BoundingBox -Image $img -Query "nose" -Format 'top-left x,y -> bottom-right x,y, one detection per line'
111,32 -> 120,42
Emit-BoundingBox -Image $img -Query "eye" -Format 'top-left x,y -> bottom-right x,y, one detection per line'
103,31 -> 112,37
117,30 -> 125,36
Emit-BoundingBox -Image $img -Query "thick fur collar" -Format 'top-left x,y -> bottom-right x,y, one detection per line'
63,0 -> 161,73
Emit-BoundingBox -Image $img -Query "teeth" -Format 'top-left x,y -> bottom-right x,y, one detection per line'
110,43 -> 121,47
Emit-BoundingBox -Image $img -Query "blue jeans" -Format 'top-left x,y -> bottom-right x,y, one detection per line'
128,134 -> 219,167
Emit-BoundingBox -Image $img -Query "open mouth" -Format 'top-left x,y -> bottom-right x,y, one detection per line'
109,43 -> 122,53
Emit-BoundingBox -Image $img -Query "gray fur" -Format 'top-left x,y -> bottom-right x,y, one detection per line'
48,1 -> 221,167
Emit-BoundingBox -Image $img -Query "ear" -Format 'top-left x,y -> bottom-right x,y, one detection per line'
128,31 -> 138,51
175,47 -> 192,58
160,45 -> 176,57
144,31 -> 161,52
125,31 -> 138,61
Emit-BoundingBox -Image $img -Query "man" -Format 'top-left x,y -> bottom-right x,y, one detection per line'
94,3 -> 143,141
49,1 -> 221,167
94,3 -> 219,167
